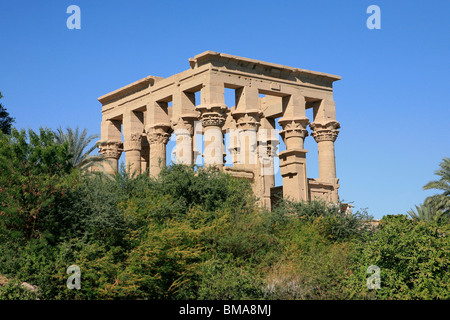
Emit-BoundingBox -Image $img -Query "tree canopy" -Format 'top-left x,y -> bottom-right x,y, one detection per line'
0,92 -> 15,135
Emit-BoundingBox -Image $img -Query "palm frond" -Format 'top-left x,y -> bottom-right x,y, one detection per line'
53,126 -> 103,171
407,203 -> 435,222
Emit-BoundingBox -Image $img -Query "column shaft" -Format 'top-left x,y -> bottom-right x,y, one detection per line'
317,140 -> 336,182
310,120 -> 340,203
147,127 -> 171,178
98,141 -> 123,174
278,94 -> 310,202
203,125 -> 224,167
123,132 -> 143,175
310,120 -> 339,184
173,116 -> 196,165
197,79 -> 227,168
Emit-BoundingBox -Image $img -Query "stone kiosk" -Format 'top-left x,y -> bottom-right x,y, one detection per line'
97,51 -> 341,210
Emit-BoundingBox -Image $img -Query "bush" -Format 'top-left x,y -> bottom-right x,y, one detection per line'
344,215 -> 450,299
0,280 -> 39,300
195,257 -> 265,300
263,218 -> 353,299
272,199 -> 374,241
1,136 -> 449,301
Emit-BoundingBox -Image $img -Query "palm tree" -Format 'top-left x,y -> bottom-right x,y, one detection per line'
53,126 -> 104,172
423,157 -> 450,215
407,203 -> 437,222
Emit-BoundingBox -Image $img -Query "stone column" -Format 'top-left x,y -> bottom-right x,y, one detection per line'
278,118 -> 310,202
278,93 -> 310,202
259,135 -> 279,209
233,112 -> 261,166
227,117 -> 240,165
98,141 -> 123,174
99,119 -> 123,174
258,117 -> 278,209
173,116 -> 196,165
310,120 -> 340,184
147,124 -> 171,177
141,143 -> 150,173
199,110 -> 226,167
232,86 -> 261,167
123,132 -> 143,175
123,110 -> 145,175
197,80 -> 227,168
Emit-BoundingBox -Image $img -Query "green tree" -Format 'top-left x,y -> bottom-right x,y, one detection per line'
407,203 -> 438,222
0,92 -> 15,135
0,128 -> 75,240
53,126 -> 104,172
423,157 -> 450,216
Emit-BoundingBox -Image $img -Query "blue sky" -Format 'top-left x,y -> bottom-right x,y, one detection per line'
1,0 -> 448,219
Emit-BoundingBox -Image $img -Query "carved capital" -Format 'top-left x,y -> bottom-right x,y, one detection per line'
233,111 -> 262,131
200,112 -> 226,128
123,132 -> 143,151
146,123 -> 172,145
173,117 -> 194,136
279,118 -> 309,140
98,141 -> 123,159
147,132 -> 169,145
310,120 -> 340,143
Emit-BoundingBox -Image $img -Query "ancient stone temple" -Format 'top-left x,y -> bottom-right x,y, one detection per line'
97,51 -> 341,210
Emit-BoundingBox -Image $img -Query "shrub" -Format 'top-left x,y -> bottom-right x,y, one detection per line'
344,215 -> 450,299
195,256 -> 265,300
272,199 -> 373,241
263,218 -> 353,299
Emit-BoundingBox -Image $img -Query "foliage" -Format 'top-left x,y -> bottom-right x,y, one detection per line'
423,157 -> 450,216
0,91 -> 15,135
0,279 -> 39,300
407,203 -> 445,223
53,126 -> 104,172
408,157 -> 450,223
195,257 -> 265,300
0,128 -> 75,240
262,217 -> 353,300
344,215 -> 450,299
271,199 -> 374,241
0,138 -> 449,300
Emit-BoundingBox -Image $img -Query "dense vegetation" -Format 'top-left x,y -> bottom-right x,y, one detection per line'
0,91 -> 15,135
0,127 -> 449,300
